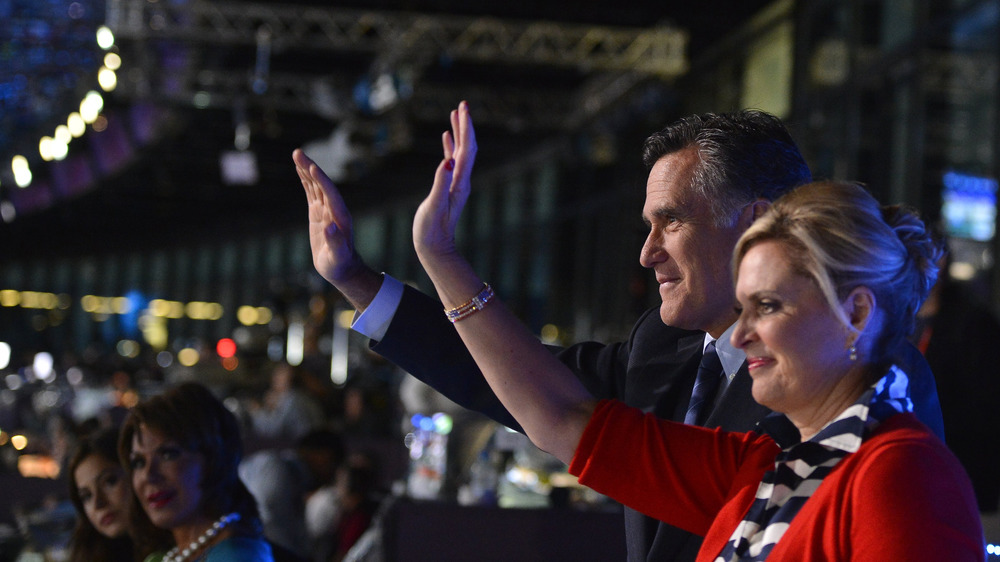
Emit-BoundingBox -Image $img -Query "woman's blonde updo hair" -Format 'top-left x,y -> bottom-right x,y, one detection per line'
733,181 -> 944,363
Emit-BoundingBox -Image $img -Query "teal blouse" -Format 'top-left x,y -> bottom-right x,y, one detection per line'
144,536 -> 273,562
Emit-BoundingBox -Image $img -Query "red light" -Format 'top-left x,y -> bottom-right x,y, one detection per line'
216,338 -> 237,358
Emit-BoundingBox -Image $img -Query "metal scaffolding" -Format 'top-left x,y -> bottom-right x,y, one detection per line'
104,0 -> 688,131
106,0 -> 687,75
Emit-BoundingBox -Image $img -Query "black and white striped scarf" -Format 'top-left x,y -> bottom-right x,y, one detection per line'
714,365 -> 913,561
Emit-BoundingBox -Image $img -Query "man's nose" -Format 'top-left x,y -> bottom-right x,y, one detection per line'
639,231 -> 665,268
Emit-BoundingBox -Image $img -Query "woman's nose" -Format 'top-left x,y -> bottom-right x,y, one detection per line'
730,318 -> 753,350
141,459 -> 163,484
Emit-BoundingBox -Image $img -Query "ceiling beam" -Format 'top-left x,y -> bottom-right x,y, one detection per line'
105,0 -> 688,77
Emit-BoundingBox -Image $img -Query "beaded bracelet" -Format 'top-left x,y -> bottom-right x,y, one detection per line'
444,283 -> 495,323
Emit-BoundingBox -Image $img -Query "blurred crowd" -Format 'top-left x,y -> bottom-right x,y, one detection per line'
0,339 -> 409,562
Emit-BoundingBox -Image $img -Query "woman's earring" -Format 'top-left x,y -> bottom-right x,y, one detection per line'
849,344 -> 858,362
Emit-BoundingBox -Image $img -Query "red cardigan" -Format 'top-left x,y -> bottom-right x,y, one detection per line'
569,400 -> 984,561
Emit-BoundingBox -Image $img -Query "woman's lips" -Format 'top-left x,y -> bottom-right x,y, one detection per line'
99,512 -> 118,526
146,490 -> 173,509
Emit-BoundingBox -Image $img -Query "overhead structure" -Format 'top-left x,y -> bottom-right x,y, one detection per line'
104,0 -> 689,130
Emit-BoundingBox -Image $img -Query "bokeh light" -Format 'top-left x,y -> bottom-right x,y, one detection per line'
67,112 -> 86,137
117,339 -> 140,358
66,366 -> 84,386
5,374 -> 22,391
33,352 -> 54,381
39,137 -> 56,161
0,291 -> 20,307
216,338 -> 237,358
95,26 -> 115,50
237,305 -> 258,326
11,156 -> 32,188
156,351 -> 174,368
54,125 -> 71,145
177,347 -> 200,367
98,67 -> 117,91
103,52 -> 121,70
337,310 -> 355,329
0,342 -> 10,370
80,91 -> 104,123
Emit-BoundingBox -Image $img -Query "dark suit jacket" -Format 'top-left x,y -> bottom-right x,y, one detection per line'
372,285 -> 944,562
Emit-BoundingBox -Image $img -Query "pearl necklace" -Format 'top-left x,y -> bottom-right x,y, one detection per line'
162,512 -> 240,562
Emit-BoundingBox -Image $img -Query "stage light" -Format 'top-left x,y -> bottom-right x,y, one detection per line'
237,305 -> 258,326
54,125 -> 71,145
98,67 -> 117,92
104,52 -> 121,71
51,138 -> 69,161
220,150 -> 258,185
178,347 -> 199,367
12,156 -> 32,187
96,26 -> 115,50
67,113 -> 86,137
80,91 -> 103,124
39,137 -> 55,161
33,352 -> 54,382
1,291 -> 20,307
0,200 -> 14,223
256,307 -> 273,324
0,342 -> 10,369
216,338 -> 237,358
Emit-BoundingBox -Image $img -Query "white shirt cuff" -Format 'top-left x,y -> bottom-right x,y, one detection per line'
351,274 -> 404,341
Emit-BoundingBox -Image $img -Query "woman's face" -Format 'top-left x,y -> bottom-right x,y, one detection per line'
731,240 -> 858,423
128,424 -> 206,532
74,454 -> 130,539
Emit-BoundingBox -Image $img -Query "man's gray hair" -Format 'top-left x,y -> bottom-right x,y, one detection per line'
642,110 -> 811,227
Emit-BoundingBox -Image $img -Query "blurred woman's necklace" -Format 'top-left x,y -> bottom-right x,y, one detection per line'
162,512 -> 240,562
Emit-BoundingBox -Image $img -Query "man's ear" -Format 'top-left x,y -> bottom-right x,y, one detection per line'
737,199 -> 771,231
749,199 -> 770,222
842,286 -> 877,335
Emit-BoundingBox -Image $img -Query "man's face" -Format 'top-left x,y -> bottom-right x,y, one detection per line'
640,146 -> 751,337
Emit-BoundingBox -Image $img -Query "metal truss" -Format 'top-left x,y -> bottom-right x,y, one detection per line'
106,0 -> 687,133
106,0 -> 688,77
112,68 -> 577,131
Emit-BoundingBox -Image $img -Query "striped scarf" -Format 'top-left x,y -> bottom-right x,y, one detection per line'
714,365 -> 913,561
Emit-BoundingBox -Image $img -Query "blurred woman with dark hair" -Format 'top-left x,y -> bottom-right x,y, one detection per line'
68,428 -> 167,561
120,382 -> 273,562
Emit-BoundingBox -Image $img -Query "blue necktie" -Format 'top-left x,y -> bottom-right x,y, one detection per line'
685,340 -> 723,426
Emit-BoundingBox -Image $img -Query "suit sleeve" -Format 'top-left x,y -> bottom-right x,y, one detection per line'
371,285 -> 636,433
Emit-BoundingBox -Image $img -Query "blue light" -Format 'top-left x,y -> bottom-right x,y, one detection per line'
1,0 -> 106,180
120,290 -> 146,336
943,170 -> 999,196
942,170 -> 998,241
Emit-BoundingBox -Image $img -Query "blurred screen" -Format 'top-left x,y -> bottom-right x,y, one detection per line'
942,170 -> 997,242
